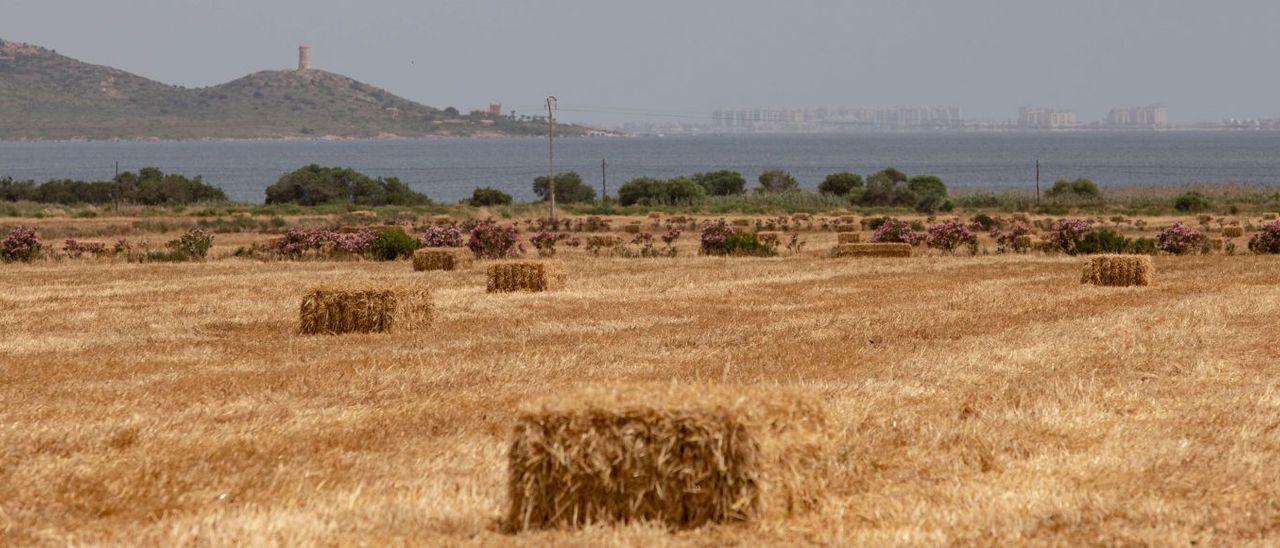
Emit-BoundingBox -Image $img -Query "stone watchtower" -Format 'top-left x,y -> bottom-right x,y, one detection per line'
298,45 -> 312,71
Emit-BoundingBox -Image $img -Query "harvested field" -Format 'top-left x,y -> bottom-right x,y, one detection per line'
831,242 -> 913,258
3,223 -> 1280,545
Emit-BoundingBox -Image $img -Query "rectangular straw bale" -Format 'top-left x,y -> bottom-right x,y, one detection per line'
506,384 -> 834,532
756,231 -> 782,246
622,224 -> 641,234
299,283 -> 432,335
830,242 -> 912,258
1223,226 -> 1244,238
486,261 -> 566,293
837,232 -> 862,244
1080,254 -> 1154,287
413,247 -> 472,271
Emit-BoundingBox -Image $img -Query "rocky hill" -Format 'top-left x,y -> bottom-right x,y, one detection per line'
0,38 -> 580,140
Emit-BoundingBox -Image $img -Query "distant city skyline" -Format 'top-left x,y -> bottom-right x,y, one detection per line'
4,1 -> 1280,125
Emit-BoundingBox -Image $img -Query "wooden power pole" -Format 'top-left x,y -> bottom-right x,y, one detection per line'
1035,160 -> 1041,205
545,96 -> 557,221
601,158 -> 607,202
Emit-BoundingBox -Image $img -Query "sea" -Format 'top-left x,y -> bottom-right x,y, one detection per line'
2,132 -> 1279,204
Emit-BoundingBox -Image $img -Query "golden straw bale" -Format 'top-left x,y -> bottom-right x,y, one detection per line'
731,219 -> 750,227
1080,254 -> 1154,287
837,232 -> 862,244
1210,238 -> 1225,251
647,211 -> 662,219
412,247 -> 472,272
834,225 -> 857,233
506,384 -> 834,532
299,283 -> 432,335
830,243 -> 912,258
486,261 -> 566,293
1223,226 -> 1244,238
622,224 -> 641,234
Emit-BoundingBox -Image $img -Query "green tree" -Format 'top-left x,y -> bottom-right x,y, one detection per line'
818,172 -> 864,196
857,168 -> 916,207
265,164 -> 430,206
617,177 -> 705,206
533,171 -> 596,203
469,186 -> 513,206
691,170 -> 746,196
756,169 -> 799,193
907,175 -> 949,213
1047,178 -> 1100,200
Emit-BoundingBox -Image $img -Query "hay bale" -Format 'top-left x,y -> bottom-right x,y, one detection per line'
299,284 -> 432,335
731,219 -> 750,227
1210,238 -> 1225,251
647,211 -> 662,219
622,224 -> 641,234
1223,226 -> 1244,238
413,247 -> 472,271
830,243 -> 912,258
1080,254 -> 1154,287
506,384 -> 833,532
834,225 -> 857,233
836,232 -> 861,244
1013,235 -> 1033,251
487,261 -> 566,293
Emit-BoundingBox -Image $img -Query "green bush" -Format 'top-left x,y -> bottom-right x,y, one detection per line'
818,172 -> 863,196
470,186 -> 513,206
1174,191 -> 1211,212
1075,228 -> 1131,254
617,177 -> 705,206
1047,179 -> 1100,201
368,228 -> 420,260
533,172 -> 596,203
265,165 -> 430,206
691,171 -> 746,196
755,170 -> 799,194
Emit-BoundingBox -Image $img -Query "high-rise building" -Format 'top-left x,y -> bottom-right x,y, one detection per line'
1107,105 -> 1168,128
1018,107 -> 1077,129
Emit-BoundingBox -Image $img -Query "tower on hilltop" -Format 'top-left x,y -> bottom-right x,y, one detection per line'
298,45 -> 312,71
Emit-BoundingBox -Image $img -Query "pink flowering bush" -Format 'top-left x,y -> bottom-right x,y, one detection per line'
2,226 -> 43,262
699,220 -> 735,254
925,221 -> 977,253
274,227 -> 375,257
1045,219 -> 1093,254
699,220 -> 774,256
990,222 -> 1033,253
63,239 -> 108,258
1248,221 -> 1280,254
871,218 -> 924,245
420,225 -> 465,248
1155,222 -> 1205,255
467,220 -> 524,259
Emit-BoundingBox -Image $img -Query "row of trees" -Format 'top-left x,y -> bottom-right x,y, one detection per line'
264,165 -> 431,206
0,168 -> 227,206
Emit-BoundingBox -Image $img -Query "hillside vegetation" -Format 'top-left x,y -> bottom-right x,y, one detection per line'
0,38 -> 581,140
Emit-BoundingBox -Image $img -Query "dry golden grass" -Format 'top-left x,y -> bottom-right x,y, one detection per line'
3,218 -> 1280,545
831,242 -> 913,258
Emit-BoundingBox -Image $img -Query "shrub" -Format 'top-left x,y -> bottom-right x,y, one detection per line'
971,214 -> 998,231
818,172 -> 863,196
468,220 -> 524,259
691,170 -> 746,196
870,219 -> 924,245
857,168 -> 915,207
1047,179 -> 1100,201
275,228 -> 375,257
1248,221 -> 1280,254
1155,222 -> 1205,255
369,228 -> 421,261
470,186 -> 513,206
1045,219 -> 1093,254
617,177 -> 705,206
925,221 -> 976,253
63,239 -> 108,258
2,226 -> 42,261
755,170 -> 798,194
265,165 -> 430,206
530,231 -> 569,257
1173,191 -> 1212,213
907,175 -> 949,213
168,228 -> 214,260
1076,228 -> 1132,255
990,223 -> 1032,253
420,225 -> 465,248
699,220 -> 776,256
533,172 -> 596,203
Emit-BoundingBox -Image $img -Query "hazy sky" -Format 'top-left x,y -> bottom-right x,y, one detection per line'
4,0 -> 1280,124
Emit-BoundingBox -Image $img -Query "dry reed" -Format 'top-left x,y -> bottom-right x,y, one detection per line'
298,283 -> 433,334
506,384 -> 833,532
486,261 -> 566,293
830,243 -> 912,258
413,247 -> 472,272
1080,254 -> 1154,287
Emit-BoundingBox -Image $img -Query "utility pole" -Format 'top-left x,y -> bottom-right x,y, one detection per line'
601,158 -> 607,202
1035,160 -> 1041,206
545,96 -> 557,222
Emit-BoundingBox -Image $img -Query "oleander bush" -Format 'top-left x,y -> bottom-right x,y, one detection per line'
1248,221 -> 1280,254
1,226 -> 42,262
1155,222 -> 1205,255
468,220 -> 524,259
